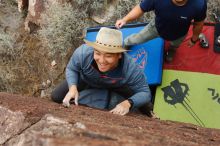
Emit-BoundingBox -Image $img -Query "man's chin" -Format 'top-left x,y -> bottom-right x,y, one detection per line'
99,69 -> 108,72
98,67 -> 109,72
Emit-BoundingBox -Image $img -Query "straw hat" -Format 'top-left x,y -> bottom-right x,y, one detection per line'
84,27 -> 127,53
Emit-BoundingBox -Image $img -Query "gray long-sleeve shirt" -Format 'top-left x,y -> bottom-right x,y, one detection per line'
66,44 -> 151,108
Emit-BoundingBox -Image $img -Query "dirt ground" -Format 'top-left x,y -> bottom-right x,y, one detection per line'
1,92 -> 220,146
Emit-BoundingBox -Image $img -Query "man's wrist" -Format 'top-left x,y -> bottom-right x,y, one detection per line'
127,99 -> 134,109
69,85 -> 77,92
122,17 -> 128,23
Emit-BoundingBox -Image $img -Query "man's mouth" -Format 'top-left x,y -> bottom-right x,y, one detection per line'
98,63 -> 108,67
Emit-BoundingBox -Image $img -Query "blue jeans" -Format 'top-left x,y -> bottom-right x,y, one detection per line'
51,80 -> 131,110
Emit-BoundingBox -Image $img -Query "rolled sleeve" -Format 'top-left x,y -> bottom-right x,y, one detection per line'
140,0 -> 155,12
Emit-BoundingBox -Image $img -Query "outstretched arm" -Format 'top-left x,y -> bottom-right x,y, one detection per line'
110,60 -> 151,116
188,20 -> 205,47
64,45 -> 85,107
115,5 -> 144,29
192,21 -> 205,42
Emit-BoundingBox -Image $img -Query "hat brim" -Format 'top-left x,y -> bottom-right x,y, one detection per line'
84,39 -> 128,53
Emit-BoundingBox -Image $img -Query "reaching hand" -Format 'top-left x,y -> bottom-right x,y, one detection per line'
62,85 -> 79,108
110,100 -> 131,115
115,19 -> 127,29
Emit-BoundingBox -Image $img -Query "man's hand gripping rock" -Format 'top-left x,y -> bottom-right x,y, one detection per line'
62,85 -> 79,107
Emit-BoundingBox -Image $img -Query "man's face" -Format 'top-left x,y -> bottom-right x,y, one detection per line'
93,49 -> 122,72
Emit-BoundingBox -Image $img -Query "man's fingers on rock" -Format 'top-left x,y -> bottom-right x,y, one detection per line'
110,109 -> 116,114
121,111 -> 126,116
62,95 -> 72,108
110,108 -> 118,115
62,102 -> 70,108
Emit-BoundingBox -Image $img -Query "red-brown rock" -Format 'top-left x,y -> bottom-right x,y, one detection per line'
1,92 -> 220,145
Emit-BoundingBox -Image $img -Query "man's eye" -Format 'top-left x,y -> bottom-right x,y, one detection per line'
106,54 -> 113,57
95,52 -> 100,55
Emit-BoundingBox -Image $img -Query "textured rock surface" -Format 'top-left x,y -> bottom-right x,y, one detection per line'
17,0 -> 28,12
1,92 -> 220,146
0,106 -> 29,144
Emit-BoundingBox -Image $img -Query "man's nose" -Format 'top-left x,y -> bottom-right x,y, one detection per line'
99,56 -> 105,63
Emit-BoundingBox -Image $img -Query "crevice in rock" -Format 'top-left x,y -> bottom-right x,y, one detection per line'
2,117 -> 42,145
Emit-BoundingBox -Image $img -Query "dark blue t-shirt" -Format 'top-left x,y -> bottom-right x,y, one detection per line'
140,0 -> 207,41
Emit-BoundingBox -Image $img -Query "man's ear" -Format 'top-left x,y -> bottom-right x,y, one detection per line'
119,53 -> 122,59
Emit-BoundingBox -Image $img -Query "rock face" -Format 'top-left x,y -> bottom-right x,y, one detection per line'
24,0 -> 44,32
6,114 -> 80,146
17,0 -> 28,12
0,106 -> 29,144
1,0 -> 220,98
1,92 -> 220,146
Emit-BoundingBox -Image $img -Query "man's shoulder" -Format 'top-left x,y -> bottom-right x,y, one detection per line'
191,0 -> 206,8
195,0 -> 206,4
123,53 -> 147,83
76,44 -> 93,52
123,53 -> 132,64
74,44 -> 94,56
123,53 -> 142,71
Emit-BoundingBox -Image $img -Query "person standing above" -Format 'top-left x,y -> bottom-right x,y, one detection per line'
115,0 -> 207,62
51,27 -> 152,116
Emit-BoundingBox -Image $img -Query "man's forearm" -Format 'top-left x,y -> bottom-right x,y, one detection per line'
130,91 -> 151,109
192,21 -> 205,41
122,5 -> 144,23
65,66 -> 79,88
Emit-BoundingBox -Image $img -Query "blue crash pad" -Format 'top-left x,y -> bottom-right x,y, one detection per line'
84,23 -> 164,85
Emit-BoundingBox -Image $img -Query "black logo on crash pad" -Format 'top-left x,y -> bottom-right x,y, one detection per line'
161,79 -> 205,127
162,79 -> 189,105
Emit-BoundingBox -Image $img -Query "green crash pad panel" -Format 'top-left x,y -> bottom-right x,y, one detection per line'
154,70 -> 220,129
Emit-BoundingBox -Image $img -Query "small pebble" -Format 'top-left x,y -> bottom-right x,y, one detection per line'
51,60 -> 57,67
